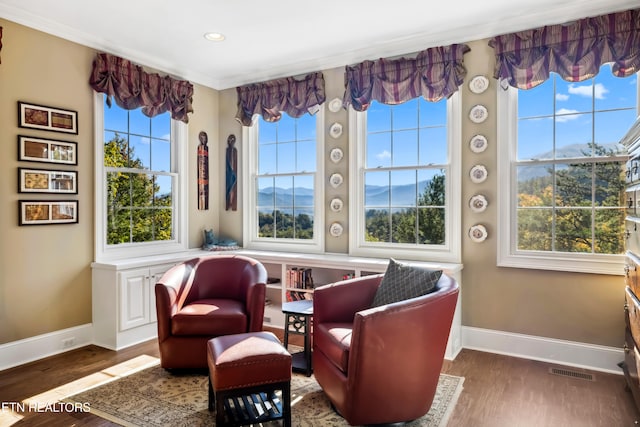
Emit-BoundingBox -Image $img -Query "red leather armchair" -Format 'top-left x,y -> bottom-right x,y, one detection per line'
155,255 -> 267,369
312,272 -> 459,426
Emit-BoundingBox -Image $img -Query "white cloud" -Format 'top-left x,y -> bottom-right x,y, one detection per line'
555,108 -> 580,123
376,150 -> 391,160
567,83 -> 608,99
555,93 -> 569,101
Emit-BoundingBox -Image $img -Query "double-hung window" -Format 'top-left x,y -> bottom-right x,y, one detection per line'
349,95 -> 461,262
497,64 -> 638,274
94,94 -> 188,260
243,110 -> 325,252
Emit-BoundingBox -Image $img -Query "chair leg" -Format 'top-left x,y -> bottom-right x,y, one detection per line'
215,392 -> 226,425
207,376 -> 215,411
282,381 -> 291,427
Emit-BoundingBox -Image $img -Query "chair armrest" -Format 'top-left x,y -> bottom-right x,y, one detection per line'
154,262 -> 196,342
245,281 -> 266,331
313,275 -> 383,324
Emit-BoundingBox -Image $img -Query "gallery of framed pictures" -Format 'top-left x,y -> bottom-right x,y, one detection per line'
18,167 -> 78,194
19,200 -> 78,225
18,135 -> 77,165
18,101 -> 78,134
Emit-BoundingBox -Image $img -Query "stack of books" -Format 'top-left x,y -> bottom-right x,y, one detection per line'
286,267 -> 314,301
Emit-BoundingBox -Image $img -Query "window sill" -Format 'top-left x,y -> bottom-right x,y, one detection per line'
497,252 -> 624,276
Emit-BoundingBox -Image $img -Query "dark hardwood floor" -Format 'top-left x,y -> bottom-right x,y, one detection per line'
0,332 -> 638,426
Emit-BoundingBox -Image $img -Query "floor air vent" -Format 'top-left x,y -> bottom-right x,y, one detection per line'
548,367 -> 595,381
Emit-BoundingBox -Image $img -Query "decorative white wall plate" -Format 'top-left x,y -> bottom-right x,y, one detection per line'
469,75 -> 489,94
329,173 -> 344,188
328,98 -> 343,113
329,222 -> 344,237
330,147 -> 344,163
469,194 -> 488,213
330,198 -> 343,212
329,122 -> 343,139
469,164 -> 488,183
469,104 -> 488,123
469,134 -> 488,153
469,224 -> 488,242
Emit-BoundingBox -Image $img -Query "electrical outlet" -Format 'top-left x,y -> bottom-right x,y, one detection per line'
62,337 -> 75,349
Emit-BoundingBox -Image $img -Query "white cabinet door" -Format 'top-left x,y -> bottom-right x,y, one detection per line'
118,268 -> 150,331
148,264 -> 174,323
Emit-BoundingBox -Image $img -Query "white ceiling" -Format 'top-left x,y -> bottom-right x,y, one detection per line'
0,0 -> 637,90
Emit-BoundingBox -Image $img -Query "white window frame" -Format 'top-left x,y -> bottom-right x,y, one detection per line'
348,94 -> 461,263
242,110 -> 325,253
93,93 -> 188,262
497,79 -> 638,275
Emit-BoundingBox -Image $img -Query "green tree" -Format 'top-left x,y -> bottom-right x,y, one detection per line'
517,143 -> 625,254
258,210 -> 314,239
105,133 -> 172,245
365,171 -> 446,245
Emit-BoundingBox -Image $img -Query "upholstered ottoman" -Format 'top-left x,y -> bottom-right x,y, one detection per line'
207,331 -> 292,426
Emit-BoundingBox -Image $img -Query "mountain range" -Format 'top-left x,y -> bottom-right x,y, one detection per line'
257,143 -> 624,213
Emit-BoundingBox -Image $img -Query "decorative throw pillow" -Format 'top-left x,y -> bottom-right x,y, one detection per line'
370,258 -> 442,308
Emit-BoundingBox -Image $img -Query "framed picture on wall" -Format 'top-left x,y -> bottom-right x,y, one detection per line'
19,200 -> 78,225
18,167 -> 78,194
18,135 -> 77,165
18,101 -> 78,134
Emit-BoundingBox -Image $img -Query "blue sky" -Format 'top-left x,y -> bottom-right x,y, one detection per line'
518,66 -> 637,160
103,97 -> 173,198
103,97 -> 172,172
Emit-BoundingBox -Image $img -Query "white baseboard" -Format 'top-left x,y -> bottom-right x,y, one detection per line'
462,326 -> 624,375
0,324 -> 93,372
0,324 -> 624,375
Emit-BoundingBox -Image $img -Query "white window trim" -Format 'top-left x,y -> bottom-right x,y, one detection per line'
242,110 -> 325,253
496,85 -> 628,276
348,94 -> 461,263
93,93 -> 188,262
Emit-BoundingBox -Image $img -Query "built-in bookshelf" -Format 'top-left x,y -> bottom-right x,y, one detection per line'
285,267 -> 314,301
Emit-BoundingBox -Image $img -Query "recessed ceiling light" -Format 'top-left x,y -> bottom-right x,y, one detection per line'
204,32 -> 225,42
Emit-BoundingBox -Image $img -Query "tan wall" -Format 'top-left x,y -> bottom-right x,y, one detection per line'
0,19 -> 95,343
188,83 -> 220,247
218,39 -> 625,348
459,39 -> 624,347
0,19 -> 220,344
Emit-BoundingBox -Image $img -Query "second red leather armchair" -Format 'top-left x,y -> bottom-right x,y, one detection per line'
312,272 -> 459,425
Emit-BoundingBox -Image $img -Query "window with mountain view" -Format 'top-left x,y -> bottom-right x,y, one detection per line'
498,64 -> 638,274
244,112 -> 324,252
350,96 -> 461,262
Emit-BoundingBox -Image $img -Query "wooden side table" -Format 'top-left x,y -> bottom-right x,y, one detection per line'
282,299 -> 313,376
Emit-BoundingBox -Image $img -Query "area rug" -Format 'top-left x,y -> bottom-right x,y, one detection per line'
65,360 -> 464,427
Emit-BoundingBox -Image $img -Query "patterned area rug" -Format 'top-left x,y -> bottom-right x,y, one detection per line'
65,361 -> 464,427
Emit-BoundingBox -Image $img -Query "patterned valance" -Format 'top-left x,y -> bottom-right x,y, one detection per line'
235,72 -> 325,126
489,8 -> 640,90
89,53 -> 194,123
343,43 -> 470,112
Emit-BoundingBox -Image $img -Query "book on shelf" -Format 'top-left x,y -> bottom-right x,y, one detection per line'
286,267 -> 314,289
286,290 -> 313,302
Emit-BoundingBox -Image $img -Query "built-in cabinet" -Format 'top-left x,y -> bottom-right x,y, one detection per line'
91,250 -> 463,359
92,260 -> 177,350
621,115 -> 640,412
